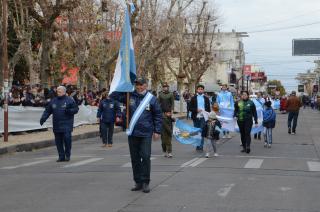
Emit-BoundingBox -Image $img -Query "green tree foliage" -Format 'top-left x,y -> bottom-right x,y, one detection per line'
267,80 -> 286,96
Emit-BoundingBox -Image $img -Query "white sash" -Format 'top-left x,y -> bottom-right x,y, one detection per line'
126,92 -> 154,136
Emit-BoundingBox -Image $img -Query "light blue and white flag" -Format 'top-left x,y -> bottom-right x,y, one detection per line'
109,5 -> 136,94
173,120 -> 202,147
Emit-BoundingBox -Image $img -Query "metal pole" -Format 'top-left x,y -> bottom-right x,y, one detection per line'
241,66 -> 244,91
2,0 -> 9,142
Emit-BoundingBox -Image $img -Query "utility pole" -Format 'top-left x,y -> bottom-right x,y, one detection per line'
2,0 -> 9,142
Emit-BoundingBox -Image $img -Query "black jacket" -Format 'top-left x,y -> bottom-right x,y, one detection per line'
189,94 -> 211,120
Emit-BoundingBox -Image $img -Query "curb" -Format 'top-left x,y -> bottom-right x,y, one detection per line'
0,127 -> 123,156
0,114 -> 187,156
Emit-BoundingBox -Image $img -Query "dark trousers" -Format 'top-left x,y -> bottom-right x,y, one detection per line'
238,120 -> 253,150
288,111 -> 299,132
193,117 -> 206,149
161,135 -> 172,153
128,136 -> 152,185
100,122 -> 114,144
54,131 -> 72,160
254,132 -> 261,139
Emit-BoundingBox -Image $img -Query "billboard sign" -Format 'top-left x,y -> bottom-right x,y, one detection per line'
298,84 -> 304,92
292,39 -> 320,56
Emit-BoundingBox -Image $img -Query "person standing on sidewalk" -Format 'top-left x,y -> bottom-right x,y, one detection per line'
111,77 -> 162,193
40,86 -> 79,162
287,91 -> 302,135
158,82 -> 174,112
97,92 -> 121,148
234,91 -> 258,154
189,84 -> 211,151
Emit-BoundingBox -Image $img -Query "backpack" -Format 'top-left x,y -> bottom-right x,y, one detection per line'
263,109 -> 276,128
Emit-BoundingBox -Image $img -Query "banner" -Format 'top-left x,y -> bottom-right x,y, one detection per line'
173,119 -> 202,146
0,105 -> 98,133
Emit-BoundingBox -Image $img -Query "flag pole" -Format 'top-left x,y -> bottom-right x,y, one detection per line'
126,92 -> 130,129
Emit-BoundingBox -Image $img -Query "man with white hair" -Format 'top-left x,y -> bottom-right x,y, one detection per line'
40,86 -> 79,162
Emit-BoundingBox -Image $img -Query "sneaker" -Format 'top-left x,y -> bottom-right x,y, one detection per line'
222,135 -> 227,139
227,134 -> 232,139
167,153 -> 173,158
264,142 -> 267,147
268,144 -> 272,148
288,128 -> 291,134
205,153 -> 210,158
213,153 -> 218,157
291,131 -> 296,135
108,144 -> 113,148
163,152 -> 168,157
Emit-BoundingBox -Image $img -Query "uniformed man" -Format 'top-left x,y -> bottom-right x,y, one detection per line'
40,86 -> 79,162
111,77 -> 162,193
158,82 -> 174,112
97,92 -> 121,148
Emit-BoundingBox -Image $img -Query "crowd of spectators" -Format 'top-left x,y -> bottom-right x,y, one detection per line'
0,84 -> 108,107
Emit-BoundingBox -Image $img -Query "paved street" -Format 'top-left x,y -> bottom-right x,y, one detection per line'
1,109 -> 320,212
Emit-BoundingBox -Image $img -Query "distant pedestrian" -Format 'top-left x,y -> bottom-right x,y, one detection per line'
217,84 -> 234,139
234,91 -> 258,154
97,92 -> 121,148
204,112 -> 221,158
40,86 -> 79,162
286,91 -> 302,135
161,109 -> 175,158
254,92 -> 265,140
263,101 -> 276,148
189,84 -> 211,151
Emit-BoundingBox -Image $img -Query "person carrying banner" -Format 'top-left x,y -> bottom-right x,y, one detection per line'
40,86 -> 79,162
189,84 -> 211,151
254,92 -> 265,140
234,91 -> 258,154
217,84 -> 234,139
97,92 -> 121,148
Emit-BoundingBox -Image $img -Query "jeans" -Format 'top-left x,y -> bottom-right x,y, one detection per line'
54,131 -> 72,160
288,111 -> 299,132
264,128 -> 273,144
237,120 -> 253,150
128,136 -> 152,184
100,122 -> 114,144
193,117 -> 206,149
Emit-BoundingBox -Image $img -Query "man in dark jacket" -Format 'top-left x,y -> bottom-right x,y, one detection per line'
189,84 -> 211,151
158,83 -> 174,112
286,91 -> 302,134
111,77 -> 162,193
40,86 -> 79,162
97,92 -> 121,147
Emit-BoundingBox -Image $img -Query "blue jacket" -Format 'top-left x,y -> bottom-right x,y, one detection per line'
111,91 -> 162,137
40,95 -> 79,132
263,107 -> 276,128
97,98 -> 121,123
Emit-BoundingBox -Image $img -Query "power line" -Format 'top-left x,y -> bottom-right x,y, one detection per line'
247,20 -> 320,33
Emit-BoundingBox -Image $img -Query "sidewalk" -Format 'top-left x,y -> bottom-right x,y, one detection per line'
0,113 -> 187,156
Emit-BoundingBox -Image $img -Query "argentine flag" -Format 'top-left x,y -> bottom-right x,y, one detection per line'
109,5 -> 136,94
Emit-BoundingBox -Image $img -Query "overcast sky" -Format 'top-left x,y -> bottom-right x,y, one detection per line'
213,0 -> 320,91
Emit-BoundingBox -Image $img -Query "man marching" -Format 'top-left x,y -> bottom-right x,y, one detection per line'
40,86 -> 79,162
111,77 -> 162,193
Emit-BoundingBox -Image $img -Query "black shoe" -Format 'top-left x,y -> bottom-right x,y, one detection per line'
241,149 -> 246,153
131,184 -> 142,191
56,158 -> 65,162
196,146 -> 200,150
142,183 -> 150,193
65,157 -> 70,162
246,148 -> 251,154
288,128 -> 291,134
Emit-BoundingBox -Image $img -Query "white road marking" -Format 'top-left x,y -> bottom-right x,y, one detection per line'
307,161 -> 320,171
122,157 -> 156,168
219,154 -> 319,161
244,159 -> 264,169
63,158 -> 104,168
280,187 -> 292,192
188,158 -> 208,167
217,184 -> 235,198
35,155 -> 95,160
180,158 -> 200,168
1,160 -> 50,170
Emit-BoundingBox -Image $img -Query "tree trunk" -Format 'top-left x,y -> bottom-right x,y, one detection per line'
40,27 -> 53,88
